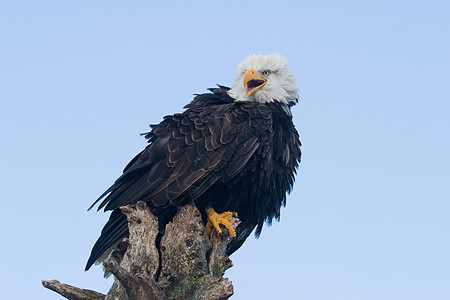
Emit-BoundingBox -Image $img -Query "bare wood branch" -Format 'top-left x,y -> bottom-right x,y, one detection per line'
44,202 -> 235,300
42,280 -> 105,300
158,204 -> 234,299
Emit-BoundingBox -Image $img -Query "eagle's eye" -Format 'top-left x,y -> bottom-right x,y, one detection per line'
262,70 -> 271,76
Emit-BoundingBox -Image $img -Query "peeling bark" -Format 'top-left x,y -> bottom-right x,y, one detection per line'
43,202 -> 235,300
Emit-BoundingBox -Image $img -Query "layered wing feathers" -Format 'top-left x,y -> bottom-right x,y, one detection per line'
86,87 -> 276,270
91,88 -> 272,213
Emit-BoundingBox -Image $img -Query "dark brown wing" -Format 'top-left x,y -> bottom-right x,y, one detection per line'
85,87 -> 273,270
90,106 -> 269,212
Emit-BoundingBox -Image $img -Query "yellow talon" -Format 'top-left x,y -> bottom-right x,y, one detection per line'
206,208 -> 238,238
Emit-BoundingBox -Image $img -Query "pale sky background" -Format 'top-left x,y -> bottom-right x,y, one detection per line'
1,1 -> 449,299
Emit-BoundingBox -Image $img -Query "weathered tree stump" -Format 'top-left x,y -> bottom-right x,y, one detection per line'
43,202 -> 236,300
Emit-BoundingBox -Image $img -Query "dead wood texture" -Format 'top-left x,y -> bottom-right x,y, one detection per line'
43,202 -> 235,300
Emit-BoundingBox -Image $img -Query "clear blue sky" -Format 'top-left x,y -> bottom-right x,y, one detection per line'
1,1 -> 449,299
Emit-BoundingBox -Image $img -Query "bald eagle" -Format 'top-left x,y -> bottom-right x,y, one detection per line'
86,54 -> 301,271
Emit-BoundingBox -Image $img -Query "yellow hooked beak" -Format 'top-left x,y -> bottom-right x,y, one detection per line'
243,68 -> 267,97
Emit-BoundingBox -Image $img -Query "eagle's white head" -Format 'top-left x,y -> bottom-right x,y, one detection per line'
228,54 -> 299,105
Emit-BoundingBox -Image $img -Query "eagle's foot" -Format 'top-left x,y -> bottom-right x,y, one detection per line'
205,208 -> 238,238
